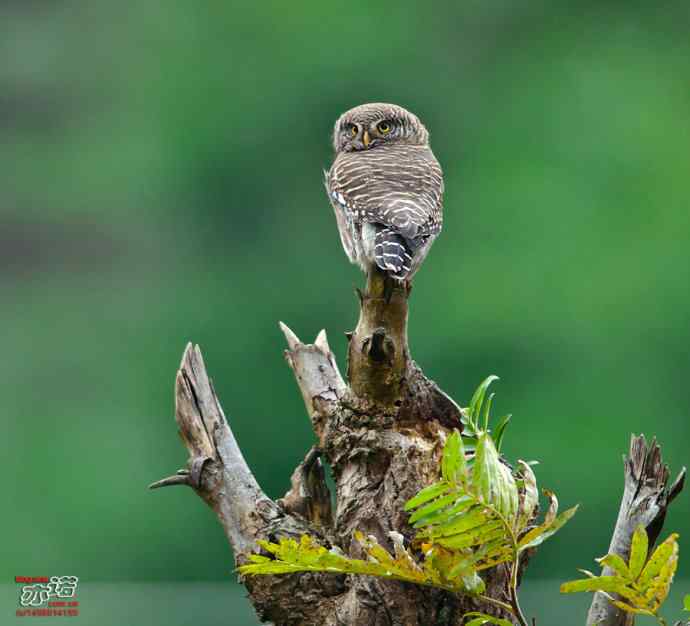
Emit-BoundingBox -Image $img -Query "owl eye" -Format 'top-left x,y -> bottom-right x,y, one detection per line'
349,124 -> 358,138
377,121 -> 392,134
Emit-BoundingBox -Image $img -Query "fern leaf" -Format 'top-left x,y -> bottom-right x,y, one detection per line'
628,524 -> 648,580
493,414 -> 512,451
441,430 -> 461,483
411,496 -> 475,529
596,553 -> 632,580
239,532 -> 485,595
404,481 -> 451,511
473,432 -> 518,519
409,492 -> 460,526
422,503 -> 490,538
468,375 -> 499,429
560,529 -> 679,618
518,504 -> 578,551
636,532 -> 678,588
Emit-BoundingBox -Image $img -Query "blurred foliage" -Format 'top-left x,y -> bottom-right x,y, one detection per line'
2,0 -> 689,598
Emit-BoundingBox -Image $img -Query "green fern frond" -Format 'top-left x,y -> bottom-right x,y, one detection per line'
405,418 -> 577,567
238,532 -> 485,595
560,526 -> 679,620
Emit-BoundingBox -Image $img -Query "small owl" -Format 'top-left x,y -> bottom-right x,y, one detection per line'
325,102 -> 443,280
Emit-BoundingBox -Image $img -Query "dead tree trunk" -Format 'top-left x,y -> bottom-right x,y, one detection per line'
586,435 -> 685,626
150,268 -> 523,625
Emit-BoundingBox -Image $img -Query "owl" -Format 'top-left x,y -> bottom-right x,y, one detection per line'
325,103 -> 443,280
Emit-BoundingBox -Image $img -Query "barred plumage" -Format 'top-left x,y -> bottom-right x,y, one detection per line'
325,103 -> 444,280
374,227 -> 412,278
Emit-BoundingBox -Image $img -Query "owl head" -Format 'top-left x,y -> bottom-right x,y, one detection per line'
333,103 -> 429,153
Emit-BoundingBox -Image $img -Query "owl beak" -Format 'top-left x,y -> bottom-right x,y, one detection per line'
362,130 -> 371,148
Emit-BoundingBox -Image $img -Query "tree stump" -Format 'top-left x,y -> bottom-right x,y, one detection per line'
150,268 -> 531,625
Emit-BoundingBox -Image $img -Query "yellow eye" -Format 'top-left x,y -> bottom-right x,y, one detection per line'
377,121 -> 391,134
349,125 -> 358,137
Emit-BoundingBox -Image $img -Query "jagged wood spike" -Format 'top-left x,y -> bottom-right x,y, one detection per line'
279,321 -> 302,351
148,473 -> 190,490
314,329 -> 329,353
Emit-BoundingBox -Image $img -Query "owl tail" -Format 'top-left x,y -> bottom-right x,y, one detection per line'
374,227 -> 413,279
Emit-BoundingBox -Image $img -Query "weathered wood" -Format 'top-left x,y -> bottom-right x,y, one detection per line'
280,324 -> 516,624
345,267 -> 462,427
586,434 -> 685,626
150,344 -> 302,554
346,268 -> 409,405
277,446 -> 333,530
153,272 -> 521,625
150,344 -> 347,625
279,322 -> 347,443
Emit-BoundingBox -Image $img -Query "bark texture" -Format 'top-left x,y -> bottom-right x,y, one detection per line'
586,434 -> 685,626
151,268 -> 522,625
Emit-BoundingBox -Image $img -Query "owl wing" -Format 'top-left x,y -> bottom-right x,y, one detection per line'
327,145 -> 443,278
328,144 -> 443,242
324,169 -> 358,264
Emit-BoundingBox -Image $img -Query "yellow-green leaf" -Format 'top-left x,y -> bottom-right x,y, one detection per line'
560,575 -> 647,607
413,496 -> 474,529
609,598 -> 655,616
240,532 -> 488,596
597,553 -> 632,580
518,504 -> 578,551
404,481 -> 452,511
247,553 -> 271,564
492,461 -> 518,521
493,414 -> 512,452
442,430 -> 466,485
437,521 -> 504,550
472,432 -> 518,518
425,504 -> 489,538
468,375 -> 499,427
628,524 -> 649,580
409,492 -> 459,525
640,535 -> 678,611
561,575 -> 625,594
637,533 -> 678,588
560,530 -> 680,618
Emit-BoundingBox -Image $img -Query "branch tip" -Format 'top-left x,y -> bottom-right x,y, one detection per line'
279,321 -> 301,350
149,472 -> 191,490
179,342 -> 195,370
314,329 -> 330,353
669,467 -> 686,503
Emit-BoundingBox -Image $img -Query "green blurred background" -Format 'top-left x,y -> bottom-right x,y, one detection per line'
3,0 -> 689,623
